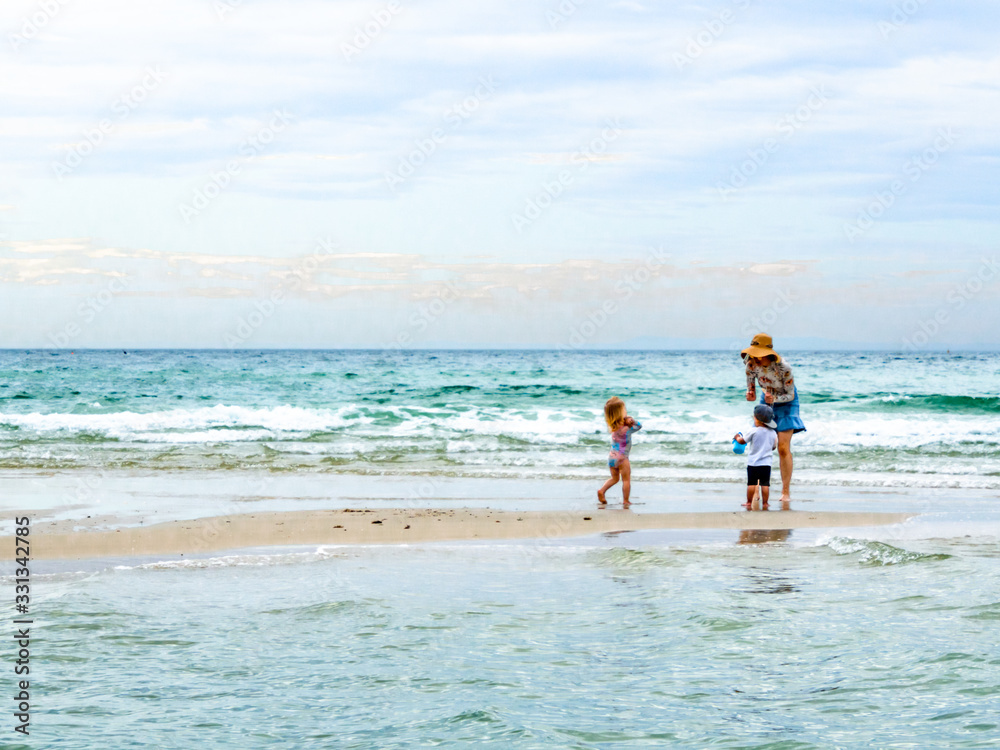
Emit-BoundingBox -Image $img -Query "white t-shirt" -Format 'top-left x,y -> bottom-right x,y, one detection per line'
742,425 -> 777,467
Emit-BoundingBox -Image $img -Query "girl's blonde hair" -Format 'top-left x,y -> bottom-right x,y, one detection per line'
604,397 -> 626,431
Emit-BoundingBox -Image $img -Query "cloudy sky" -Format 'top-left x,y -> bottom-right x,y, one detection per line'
1,0 -> 998,349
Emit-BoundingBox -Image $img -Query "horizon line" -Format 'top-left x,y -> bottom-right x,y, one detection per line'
2,347 -> 995,354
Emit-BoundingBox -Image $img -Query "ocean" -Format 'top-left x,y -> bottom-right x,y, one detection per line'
3,349 -> 1000,748
2,349 -> 999,488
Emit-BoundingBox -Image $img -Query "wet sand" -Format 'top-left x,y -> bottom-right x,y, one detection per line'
8,508 -> 914,560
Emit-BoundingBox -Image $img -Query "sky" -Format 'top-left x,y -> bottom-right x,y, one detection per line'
1,0 -> 998,350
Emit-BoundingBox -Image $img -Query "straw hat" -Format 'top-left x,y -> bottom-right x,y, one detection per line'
741,333 -> 781,362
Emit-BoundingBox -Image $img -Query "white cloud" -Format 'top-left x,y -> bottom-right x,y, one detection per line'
2,0 -> 999,345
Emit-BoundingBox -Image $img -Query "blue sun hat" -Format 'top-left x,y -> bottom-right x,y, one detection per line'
732,434 -> 746,454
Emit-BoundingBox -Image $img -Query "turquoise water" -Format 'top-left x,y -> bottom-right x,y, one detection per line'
23,528 -> 1000,749
3,350 -> 1000,747
2,349 -> 999,488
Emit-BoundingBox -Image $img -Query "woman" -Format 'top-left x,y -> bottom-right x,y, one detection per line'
740,333 -> 806,504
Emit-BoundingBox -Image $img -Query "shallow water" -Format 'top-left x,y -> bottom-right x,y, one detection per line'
20,520 -> 1000,749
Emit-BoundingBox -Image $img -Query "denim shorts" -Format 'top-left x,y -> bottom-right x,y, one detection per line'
761,388 -> 806,433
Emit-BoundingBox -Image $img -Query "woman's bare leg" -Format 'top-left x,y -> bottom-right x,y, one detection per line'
777,431 -> 793,502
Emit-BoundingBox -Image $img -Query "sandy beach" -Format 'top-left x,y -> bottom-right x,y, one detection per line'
10,507 -> 914,560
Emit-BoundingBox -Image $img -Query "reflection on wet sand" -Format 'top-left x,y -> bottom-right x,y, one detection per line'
737,529 -> 799,594
738,528 -> 792,545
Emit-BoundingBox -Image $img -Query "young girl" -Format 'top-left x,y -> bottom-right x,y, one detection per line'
598,397 -> 642,506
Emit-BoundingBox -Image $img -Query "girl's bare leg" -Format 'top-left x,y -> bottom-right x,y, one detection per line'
598,467 -> 620,504
777,431 -> 794,502
620,459 -> 632,506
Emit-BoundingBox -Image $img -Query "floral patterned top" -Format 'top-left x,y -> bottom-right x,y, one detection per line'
745,359 -> 795,404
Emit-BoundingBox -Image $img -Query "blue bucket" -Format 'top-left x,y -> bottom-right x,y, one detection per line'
732,437 -> 746,455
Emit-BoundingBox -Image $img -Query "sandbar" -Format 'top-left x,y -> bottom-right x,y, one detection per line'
6,508 -> 914,560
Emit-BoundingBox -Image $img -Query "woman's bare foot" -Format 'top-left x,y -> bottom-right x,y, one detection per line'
779,493 -> 791,504
598,490 -> 607,504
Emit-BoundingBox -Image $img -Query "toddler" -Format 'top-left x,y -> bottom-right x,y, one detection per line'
598,397 -> 642,506
733,404 -> 778,509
